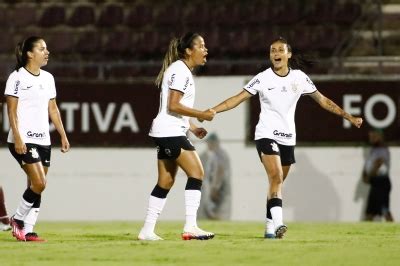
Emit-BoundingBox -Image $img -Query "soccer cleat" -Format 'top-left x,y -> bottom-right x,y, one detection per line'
25,232 -> 46,242
137,230 -> 163,241
275,224 -> 288,239
264,233 -> 276,239
182,226 -> 215,240
10,216 -> 26,241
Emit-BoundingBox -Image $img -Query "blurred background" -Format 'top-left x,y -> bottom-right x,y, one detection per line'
0,0 -> 398,222
0,0 -> 398,78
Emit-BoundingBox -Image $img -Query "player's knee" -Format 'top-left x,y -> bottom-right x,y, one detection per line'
270,172 -> 283,185
188,169 -> 204,180
160,179 -> 175,190
32,180 -> 46,192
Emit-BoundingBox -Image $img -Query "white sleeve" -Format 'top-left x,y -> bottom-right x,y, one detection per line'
4,72 -> 20,97
300,72 -> 317,95
243,74 -> 262,95
166,65 -> 190,93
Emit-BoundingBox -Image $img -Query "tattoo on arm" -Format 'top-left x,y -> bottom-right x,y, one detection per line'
310,91 -> 349,119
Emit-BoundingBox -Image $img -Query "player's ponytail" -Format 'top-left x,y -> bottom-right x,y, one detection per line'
155,32 -> 200,88
155,38 -> 179,88
289,52 -> 316,70
14,36 -> 43,71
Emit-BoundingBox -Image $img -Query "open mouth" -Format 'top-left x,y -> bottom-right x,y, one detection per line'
274,58 -> 282,63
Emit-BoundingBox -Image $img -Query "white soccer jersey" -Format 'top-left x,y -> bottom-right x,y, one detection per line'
149,60 -> 195,137
244,68 -> 317,145
4,67 -> 56,145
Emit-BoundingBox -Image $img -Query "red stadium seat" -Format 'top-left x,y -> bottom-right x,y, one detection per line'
68,5 -> 96,27
13,6 -> 37,27
0,33 -> 15,54
97,4 -> 124,27
103,31 -> 132,55
125,4 -> 153,28
75,31 -> 102,55
154,4 -> 181,26
46,32 -> 75,54
39,5 -> 66,27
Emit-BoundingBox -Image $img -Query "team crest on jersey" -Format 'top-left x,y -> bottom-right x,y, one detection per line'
30,148 -> 39,159
270,142 -> 279,152
168,74 -> 176,87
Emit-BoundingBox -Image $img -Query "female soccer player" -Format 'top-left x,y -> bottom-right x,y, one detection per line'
5,36 -> 70,241
138,32 -> 216,241
208,37 -> 363,239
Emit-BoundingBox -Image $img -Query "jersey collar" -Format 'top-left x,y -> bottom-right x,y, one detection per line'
179,60 -> 192,72
23,67 -> 40,77
271,67 -> 290,78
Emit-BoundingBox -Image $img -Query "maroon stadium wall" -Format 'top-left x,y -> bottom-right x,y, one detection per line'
1,79 -> 399,146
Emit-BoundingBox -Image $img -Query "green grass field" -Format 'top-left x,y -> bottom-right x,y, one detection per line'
0,221 -> 399,266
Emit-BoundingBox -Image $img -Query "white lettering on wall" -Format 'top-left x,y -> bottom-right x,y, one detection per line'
343,94 -> 397,129
60,103 -> 80,132
56,102 -> 139,133
113,103 -> 139,132
81,102 -> 89,132
343,94 -> 362,128
364,94 -> 396,128
91,103 -> 116,132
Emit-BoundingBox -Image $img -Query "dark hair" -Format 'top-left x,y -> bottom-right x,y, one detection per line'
270,36 -> 316,70
15,36 -> 43,71
155,32 -> 201,88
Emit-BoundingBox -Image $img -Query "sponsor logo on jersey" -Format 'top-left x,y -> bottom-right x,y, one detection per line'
27,131 -> 47,139
14,80 -> 20,94
29,147 -> 39,159
168,74 -> 176,87
246,79 -> 260,89
273,130 -> 292,138
183,77 -> 189,90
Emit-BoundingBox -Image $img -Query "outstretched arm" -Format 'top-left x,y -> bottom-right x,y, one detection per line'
169,90 -> 216,121
309,90 -> 363,128
212,89 -> 253,113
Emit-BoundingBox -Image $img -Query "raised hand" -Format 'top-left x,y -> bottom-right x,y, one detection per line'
350,117 -> 363,128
